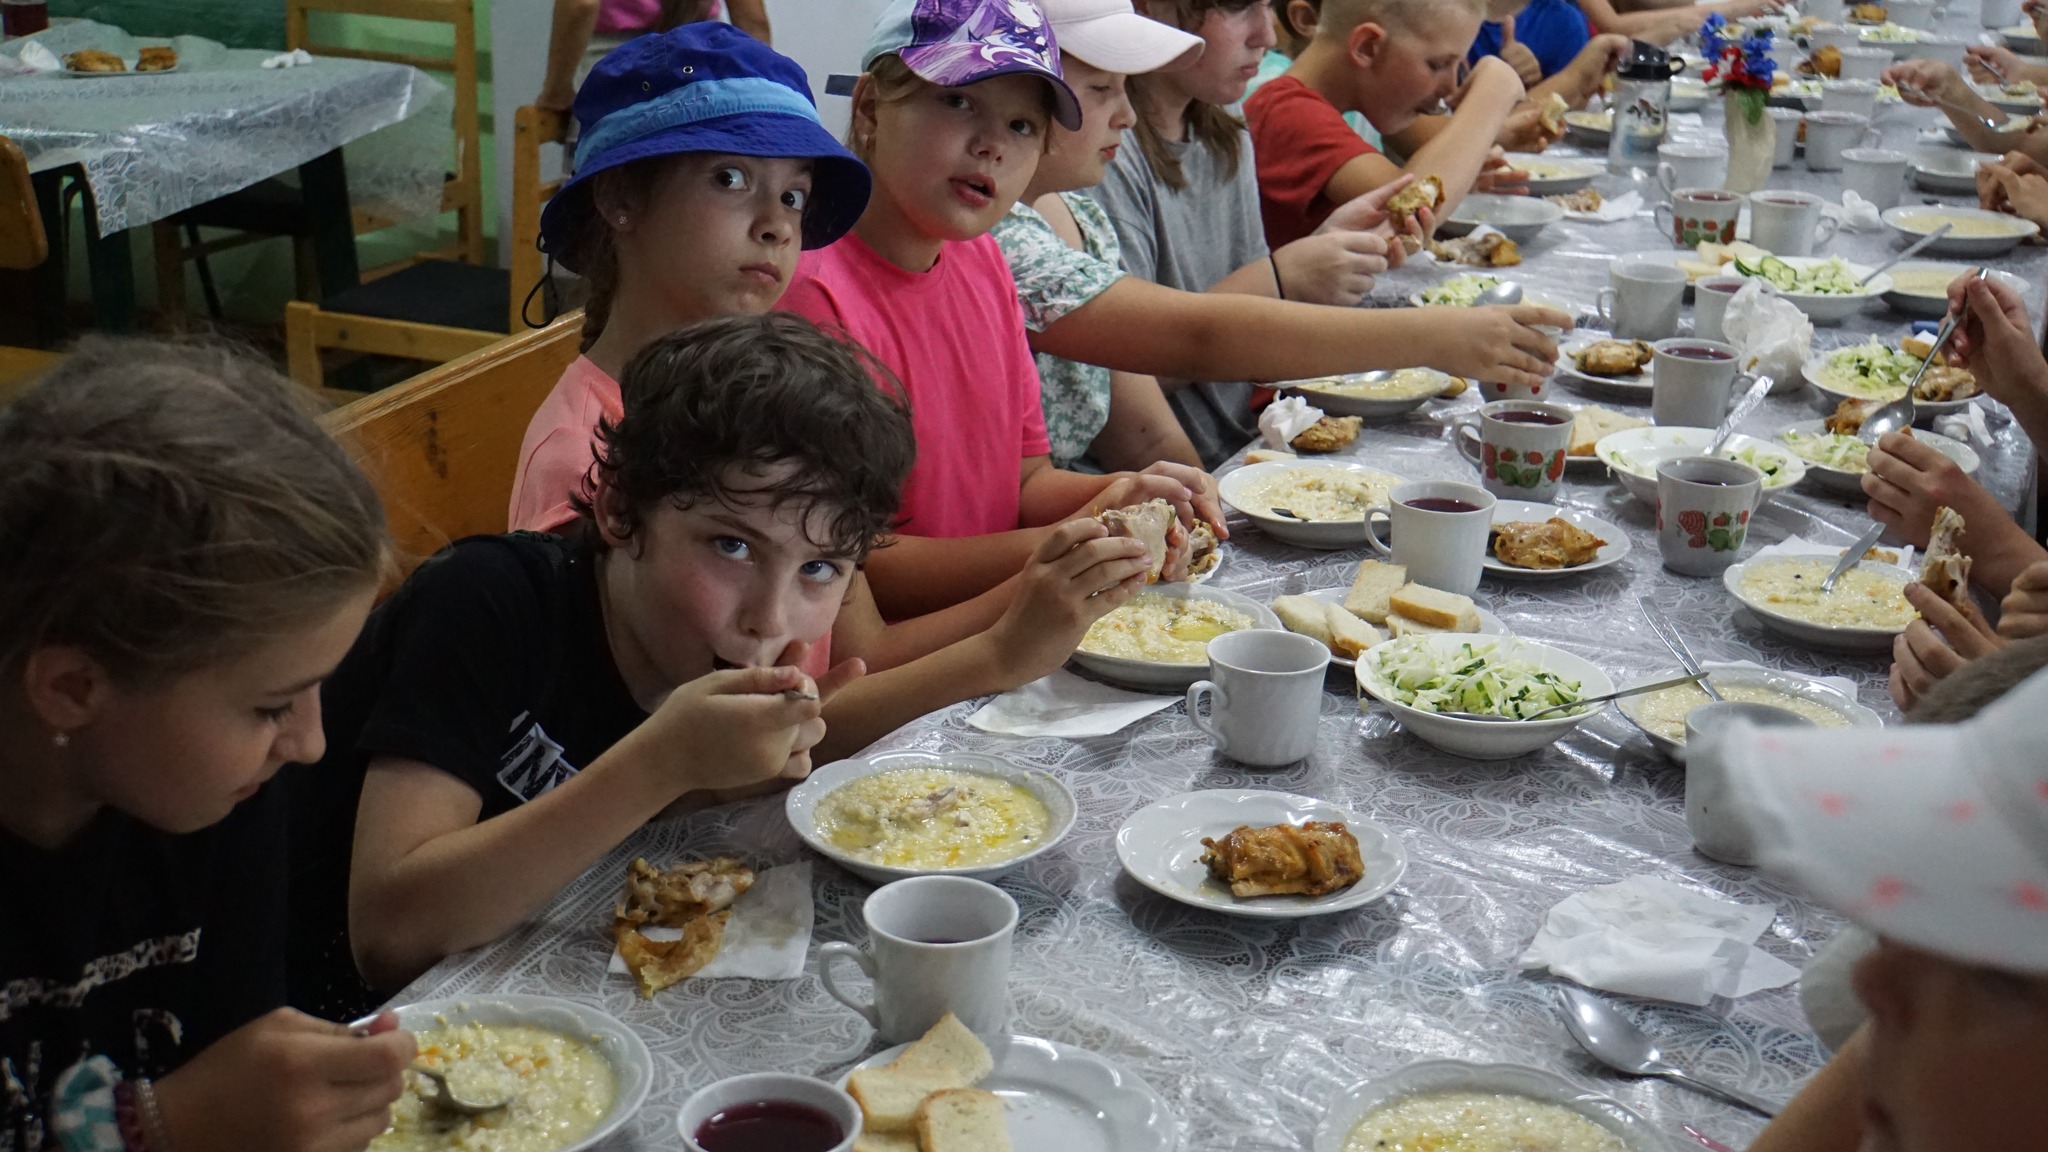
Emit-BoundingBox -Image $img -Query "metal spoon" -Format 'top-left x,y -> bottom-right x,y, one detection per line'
408,1063 -> 515,1116
1858,223 -> 1954,285
1821,521 -> 1890,593
1556,986 -> 1781,1117
1638,596 -> 1721,701
1859,268 -> 1985,443
1911,85 -> 2016,131
1474,279 -> 1525,307
1706,375 -> 1775,457
1438,671 -> 1706,722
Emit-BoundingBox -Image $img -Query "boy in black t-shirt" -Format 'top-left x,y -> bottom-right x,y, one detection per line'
0,340 -> 411,1152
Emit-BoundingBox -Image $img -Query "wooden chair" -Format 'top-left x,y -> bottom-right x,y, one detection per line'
285,105 -> 570,391
321,310 -> 582,578
0,136 -> 63,405
153,0 -> 487,321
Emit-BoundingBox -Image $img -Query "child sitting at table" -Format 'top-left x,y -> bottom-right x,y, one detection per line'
0,339 -> 412,1152
996,0 -> 1569,470
780,0 -> 1218,618
536,0 -> 771,112
1245,0 -> 1528,248
308,315 -> 1153,1010
1249,0 -> 1384,149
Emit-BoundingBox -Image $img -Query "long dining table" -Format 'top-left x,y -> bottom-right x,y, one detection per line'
394,5 -> 2043,1148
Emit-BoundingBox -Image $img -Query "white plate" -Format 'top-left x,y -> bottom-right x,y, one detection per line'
1944,114 -> 2034,147
1801,349 -> 1979,420
1069,583 -> 1282,689
1553,333 -> 1655,400
1499,153 -> 1601,196
61,64 -> 179,77
1723,554 -> 1918,651
1285,587 -> 1508,671
1670,77 -> 1709,112
1484,500 -> 1631,577
1775,418 -> 1979,498
1562,109 -> 1611,148
1114,789 -> 1409,918
785,750 -> 1077,884
2003,23 -> 2046,55
1280,367 -> 1455,419
1314,1061 -> 1669,1152
1615,663 -> 1884,761
839,1035 -> 1174,1152
1444,193 -> 1566,244
1355,634 -> 1616,760
1407,273 -> 1572,314
1881,260 -> 2029,316
391,995 -> 652,1152
1725,256 -> 1891,324
1975,81 -> 2042,115
1907,146 -> 1998,193
1881,204 -> 2039,256
1594,425 -> 1807,505
1219,458 -> 1406,549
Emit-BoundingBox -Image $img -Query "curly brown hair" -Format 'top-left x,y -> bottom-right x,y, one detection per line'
0,338 -> 389,683
571,314 -> 916,561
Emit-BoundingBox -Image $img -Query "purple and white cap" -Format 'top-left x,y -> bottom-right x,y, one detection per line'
861,0 -> 1083,130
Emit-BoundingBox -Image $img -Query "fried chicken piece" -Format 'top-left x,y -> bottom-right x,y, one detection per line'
1184,520 -> 1220,580
1913,365 -> 1978,402
137,47 -> 177,72
617,856 -> 754,928
614,913 -> 731,998
1291,414 -> 1363,453
1824,397 -> 1880,436
64,50 -> 126,73
1098,499 -> 1177,582
1200,822 -> 1365,898
1849,2 -> 1887,20
1921,506 -> 1972,609
1572,339 -> 1655,378
1387,175 -> 1444,229
1548,187 -> 1603,213
1800,45 -> 1842,78
1427,232 -> 1522,268
1490,518 -> 1607,570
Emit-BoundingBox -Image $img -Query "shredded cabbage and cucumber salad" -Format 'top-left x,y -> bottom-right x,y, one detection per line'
1732,254 -> 1866,295
1420,274 -> 1503,307
1820,340 -> 1922,395
1366,639 -> 1587,720
1780,429 -> 1872,472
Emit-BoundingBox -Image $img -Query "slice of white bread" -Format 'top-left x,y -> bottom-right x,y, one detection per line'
1387,612 -> 1466,638
1387,583 -> 1481,632
849,1068 -> 965,1135
893,1013 -> 994,1083
1345,560 -> 1408,624
1245,448 -> 1297,464
1569,406 -> 1649,456
1272,594 -> 1335,648
915,1088 -> 1011,1152
854,1133 -> 921,1152
1323,602 -> 1383,658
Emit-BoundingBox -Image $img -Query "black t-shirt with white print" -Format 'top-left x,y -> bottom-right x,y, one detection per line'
1,786 -> 288,1152
286,533 -> 645,1019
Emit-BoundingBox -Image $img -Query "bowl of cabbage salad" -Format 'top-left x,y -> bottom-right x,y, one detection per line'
1356,635 -> 1614,759
1801,341 -> 1982,420
1594,426 -> 1806,507
1777,420 -> 1979,497
1725,254 -> 1889,323
1408,274 -> 1570,315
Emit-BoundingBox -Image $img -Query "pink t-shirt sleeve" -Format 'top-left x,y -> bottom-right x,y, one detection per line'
508,356 -> 622,534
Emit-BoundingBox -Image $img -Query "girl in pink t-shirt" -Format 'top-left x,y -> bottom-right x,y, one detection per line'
778,0 -> 1225,620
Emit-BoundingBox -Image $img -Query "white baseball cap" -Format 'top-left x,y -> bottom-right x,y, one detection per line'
1035,0 -> 1205,74
1704,666 -> 2048,975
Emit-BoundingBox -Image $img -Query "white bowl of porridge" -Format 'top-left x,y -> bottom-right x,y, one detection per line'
1219,459 -> 1405,549
1724,555 -> 1919,651
1617,664 -> 1883,761
787,750 -> 1076,883
1314,1060 -> 1669,1152
1071,583 -> 1280,689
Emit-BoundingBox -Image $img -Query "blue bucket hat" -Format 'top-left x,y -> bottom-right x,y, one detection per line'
539,24 -> 871,270
862,0 -> 1084,130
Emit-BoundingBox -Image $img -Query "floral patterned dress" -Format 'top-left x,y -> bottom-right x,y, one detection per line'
990,193 -> 1126,469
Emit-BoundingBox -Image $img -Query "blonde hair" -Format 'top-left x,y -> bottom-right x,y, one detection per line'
1128,0 -> 1261,192
1316,0 -> 1487,40
0,339 -> 389,682
849,54 -> 1057,165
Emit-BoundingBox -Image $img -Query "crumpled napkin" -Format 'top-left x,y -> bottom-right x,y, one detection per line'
15,42 -> 61,73
605,861 -> 813,982
1933,402 -> 1991,445
1519,875 -> 1802,1005
967,669 -> 1180,737
1562,189 -> 1642,223
1720,280 -> 1811,392
1260,394 -> 1324,449
261,48 -> 315,68
1830,190 -> 1886,231
1751,534 -> 1919,573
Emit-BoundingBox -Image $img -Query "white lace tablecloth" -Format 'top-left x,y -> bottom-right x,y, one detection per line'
396,7 -> 2042,1148
0,21 -> 449,233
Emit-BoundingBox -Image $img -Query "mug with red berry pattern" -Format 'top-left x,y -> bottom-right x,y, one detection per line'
1655,455 -> 1761,576
1455,400 -> 1575,502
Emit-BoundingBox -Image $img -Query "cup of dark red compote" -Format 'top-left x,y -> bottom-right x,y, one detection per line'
679,1073 -> 862,1152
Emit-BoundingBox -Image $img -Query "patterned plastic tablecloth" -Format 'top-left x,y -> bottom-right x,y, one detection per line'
397,8 -> 2042,1149
0,21 -> 449,233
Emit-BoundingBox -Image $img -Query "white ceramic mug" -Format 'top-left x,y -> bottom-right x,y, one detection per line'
1819,78 -> 1880,119
1984,0 -> 2022,29
1888,0 -> 1935,29
1835,47 -> 1891,82
1657,142 -> 1730,194
679,1074 -> 863,1152
1597,259 -> 1688,340
1651,337 -> 1742,427
1455,399 -> 1576,502
1653,187 -> 1744,248
1808,22 -> 1858,52
1805,112 -> 1879,171
1654,455 -> 1762,576
1748,189 -> 1840,256
1693,274 -> 1774,343
1909,33 -> 1968,72
1768,107 -> 1803,167
1841,146 -> 1909,209
1185,629 -> 1330,767
819,876 -> 1016,1045
1364,479 -> 1497,597
1683,702 -> 1819,864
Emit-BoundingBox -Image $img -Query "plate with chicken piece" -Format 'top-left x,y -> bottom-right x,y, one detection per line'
1115,789 -> 1408,919
1554,335 -> 1656,400
1483,502 -> 1630,577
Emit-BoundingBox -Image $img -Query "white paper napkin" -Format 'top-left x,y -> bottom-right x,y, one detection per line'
1519,875 -> 1802,1005
1562,189 -> 1642,223
1259,394 -> 1324,449
967,669 -> 1180,738
15,42 -> 61,73
261,48 -> 316,69
1831,191 -> 1886,231
1933,402 -> 1991,446
1751,534 -> 1918,572
606,861 -> 812,982
1721,281 -> 1812,388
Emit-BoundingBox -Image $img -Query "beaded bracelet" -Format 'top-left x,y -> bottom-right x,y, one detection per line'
132,1078 -> 176,1152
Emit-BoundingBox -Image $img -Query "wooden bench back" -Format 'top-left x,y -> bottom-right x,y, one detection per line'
321,312 -> 582,578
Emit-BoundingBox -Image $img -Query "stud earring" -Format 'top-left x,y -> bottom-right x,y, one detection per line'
51,731 -> 69,748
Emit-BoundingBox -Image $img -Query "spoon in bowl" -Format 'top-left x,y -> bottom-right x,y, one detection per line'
1439,671 -> 1706,722
1858,222 -> 1953,285
1859,267 -> 1986,443
409,1063 -> 514,1116
1474,279 -> 1525,307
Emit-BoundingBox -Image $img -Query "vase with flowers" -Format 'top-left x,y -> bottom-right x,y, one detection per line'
1700,15 -> 1776,192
